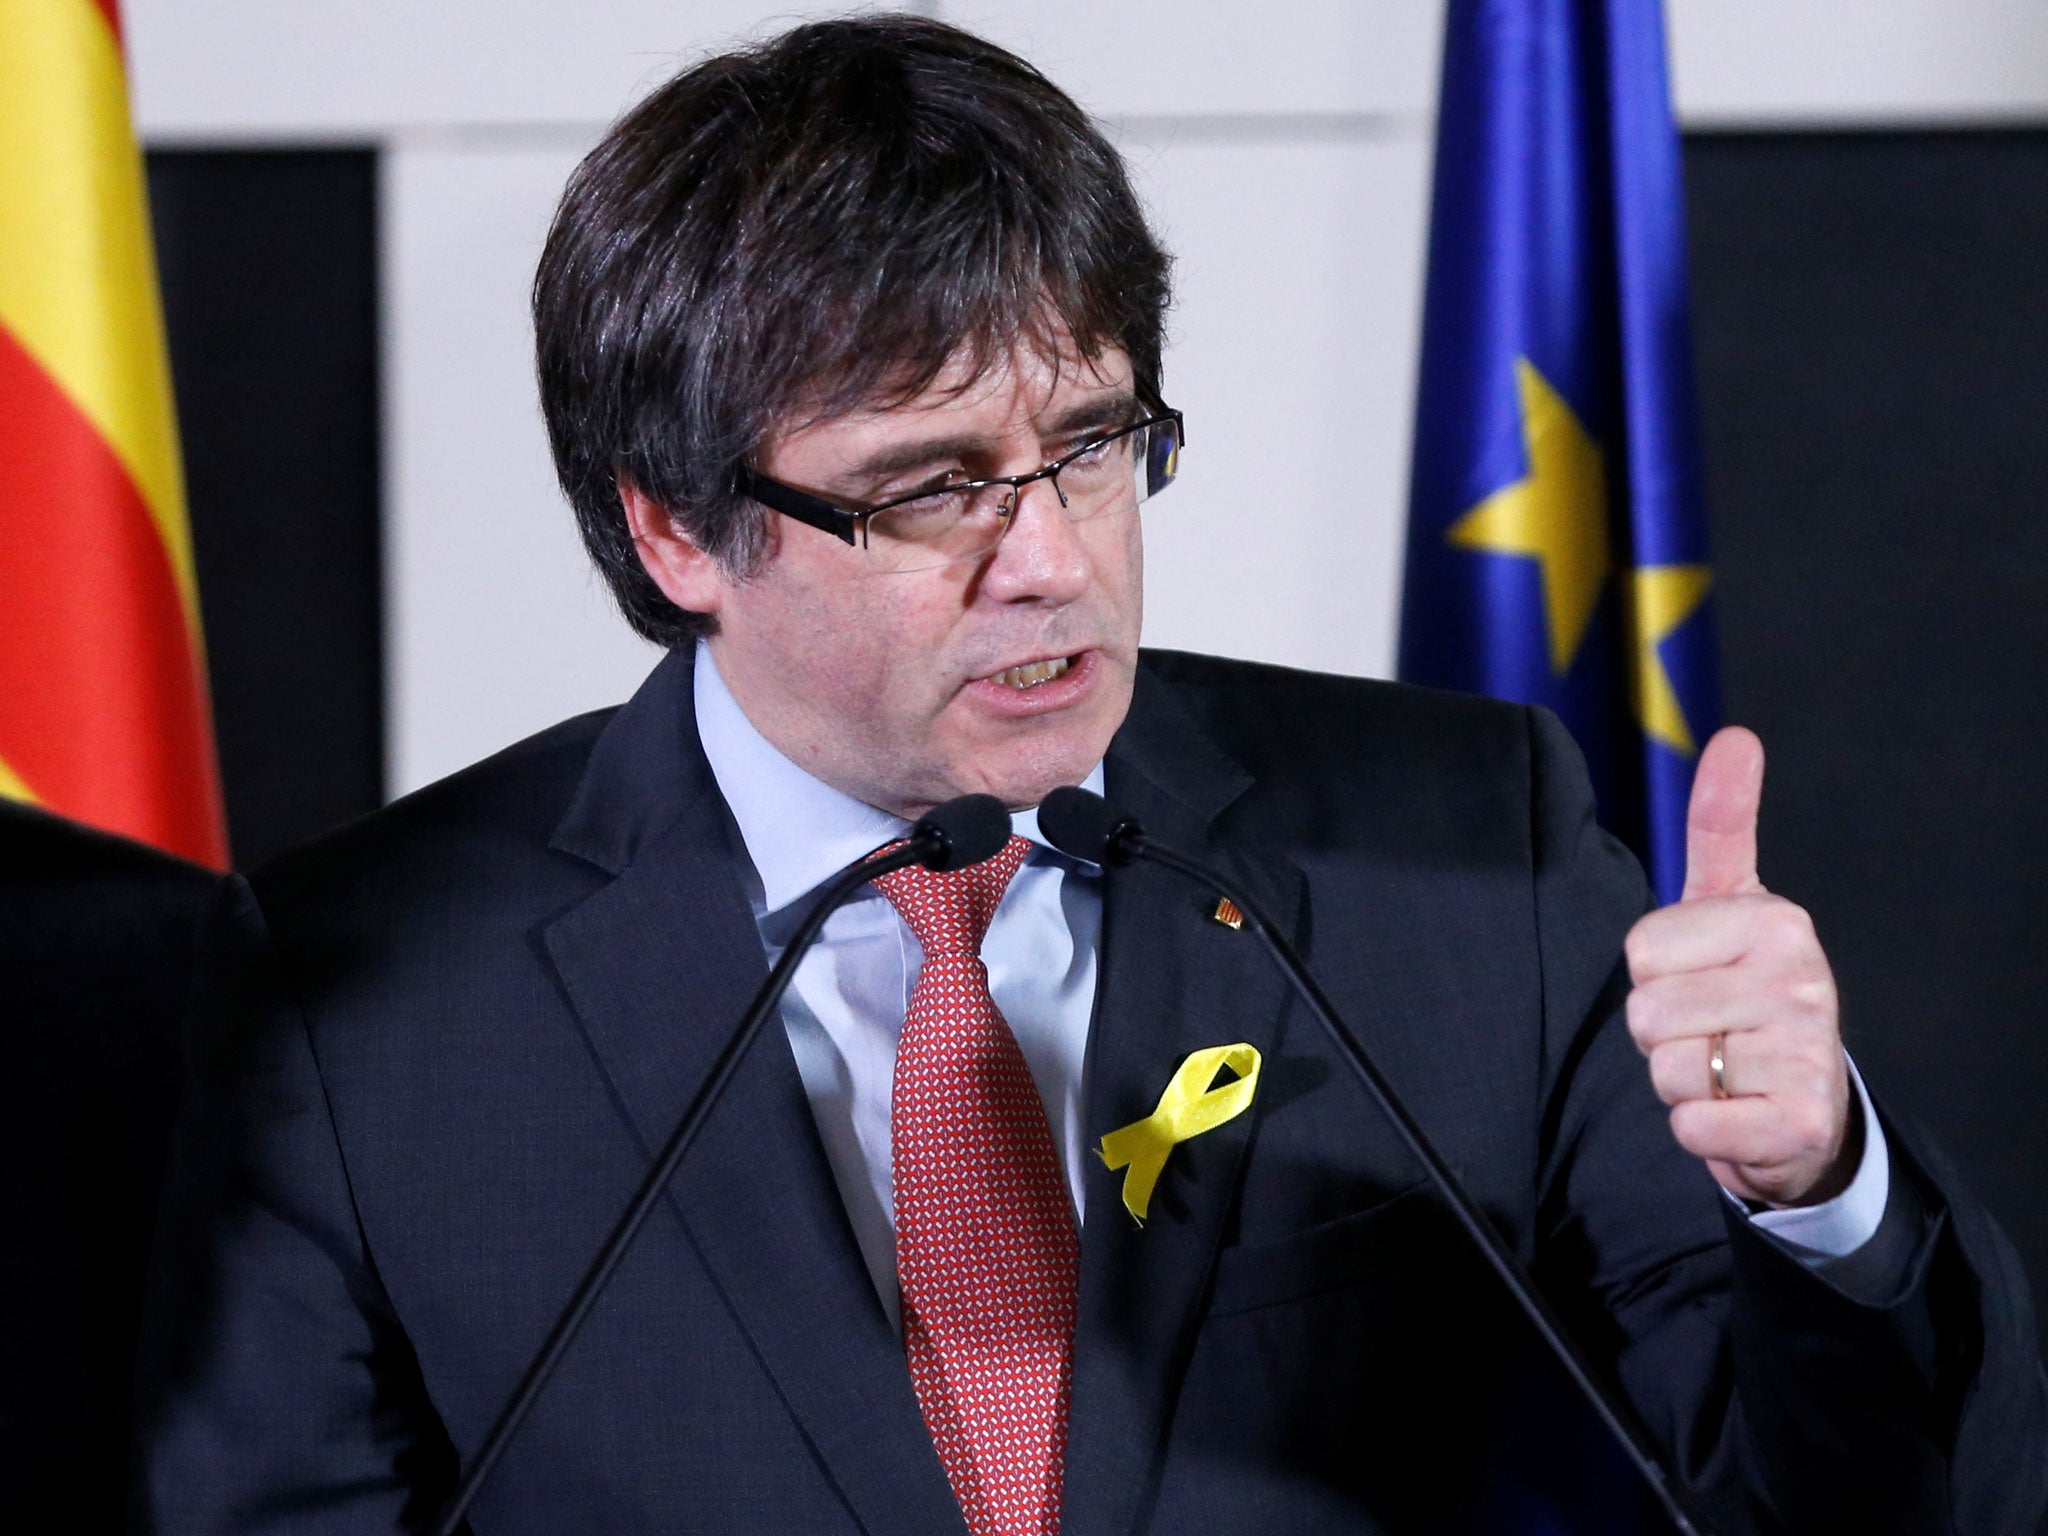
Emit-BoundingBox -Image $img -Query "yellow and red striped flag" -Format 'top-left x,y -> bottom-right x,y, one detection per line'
0,0 -> 227,866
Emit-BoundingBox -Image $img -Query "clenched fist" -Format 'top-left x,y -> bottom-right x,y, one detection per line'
1623,727 -> 1858,1208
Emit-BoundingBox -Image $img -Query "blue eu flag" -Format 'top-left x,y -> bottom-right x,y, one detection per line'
1399,0 -> 1718,906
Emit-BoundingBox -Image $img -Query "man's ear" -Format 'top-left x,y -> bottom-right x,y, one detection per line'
619,480 -> 727,618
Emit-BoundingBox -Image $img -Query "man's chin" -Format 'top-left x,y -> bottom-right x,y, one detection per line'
918,667 -> 1133,813
958,733 -> 1118,815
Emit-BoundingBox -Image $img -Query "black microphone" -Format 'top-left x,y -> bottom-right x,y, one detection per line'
433,793 -> 1013,1535
1037,786 -> 1710,1536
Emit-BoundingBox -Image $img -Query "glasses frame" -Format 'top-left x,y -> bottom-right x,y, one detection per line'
732,408 -> 1185,552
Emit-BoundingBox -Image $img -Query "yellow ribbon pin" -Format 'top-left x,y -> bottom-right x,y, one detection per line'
1099,1043 -> 1263,1223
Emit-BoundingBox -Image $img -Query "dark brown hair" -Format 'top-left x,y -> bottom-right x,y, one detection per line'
533,14 -> 1173,644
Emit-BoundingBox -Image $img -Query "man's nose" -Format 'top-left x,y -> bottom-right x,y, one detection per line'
979,477 -> 1091,603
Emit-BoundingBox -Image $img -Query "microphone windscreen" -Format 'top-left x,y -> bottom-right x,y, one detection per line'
1037,785 -> 1134,865
912,794 -> 1013,870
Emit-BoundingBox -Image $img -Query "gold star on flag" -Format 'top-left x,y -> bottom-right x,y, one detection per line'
1628,564 -> 1712,755
1446,358 -> 1611,675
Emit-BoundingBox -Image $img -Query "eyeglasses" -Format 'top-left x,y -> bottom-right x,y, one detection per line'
733,409 -> 1184,574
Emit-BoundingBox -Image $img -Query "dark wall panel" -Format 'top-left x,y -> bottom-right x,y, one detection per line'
146,149 -> 382,871
1686,131 -> 2048,1329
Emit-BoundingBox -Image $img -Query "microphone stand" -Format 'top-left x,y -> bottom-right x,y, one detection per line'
432,799 -> 1009,1535
1039,789 -> 1710,1536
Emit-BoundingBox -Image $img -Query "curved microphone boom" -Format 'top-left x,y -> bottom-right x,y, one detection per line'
1036,786 -> 1710,1536
432,793 -> 1013,1535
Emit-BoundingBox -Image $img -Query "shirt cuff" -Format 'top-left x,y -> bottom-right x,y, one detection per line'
1736,1055 -> 1890,1263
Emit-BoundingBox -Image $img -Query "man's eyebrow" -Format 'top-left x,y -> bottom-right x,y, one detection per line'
838,390 -> 1144,488
842,435 -> 991,486
1045,390 -> 1141,440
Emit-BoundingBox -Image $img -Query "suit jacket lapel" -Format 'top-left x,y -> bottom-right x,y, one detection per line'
540,648 -> 960,1533
1062,670 -> 1306,1536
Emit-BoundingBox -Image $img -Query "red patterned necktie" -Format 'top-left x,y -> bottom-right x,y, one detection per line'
873,835 -> 1079,1536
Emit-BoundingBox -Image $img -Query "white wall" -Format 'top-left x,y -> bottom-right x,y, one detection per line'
127,0 -> 2048,137
125,1 -> 2048,794
1668,0 -> 2048,126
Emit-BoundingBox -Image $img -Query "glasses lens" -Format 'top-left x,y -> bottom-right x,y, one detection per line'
865,483 -> 1010,573
858,413 -> 1181,574
1054,417 -> 1181,526
1139,416 -> 1181,501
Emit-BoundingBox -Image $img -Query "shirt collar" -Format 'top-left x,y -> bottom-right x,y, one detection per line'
692,640 -> 1103,919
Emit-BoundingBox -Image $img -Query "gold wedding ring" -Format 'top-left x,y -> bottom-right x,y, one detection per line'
1708,1032 -> 1729,1100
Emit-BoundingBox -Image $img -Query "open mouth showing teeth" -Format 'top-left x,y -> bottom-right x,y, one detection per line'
992,656 -> 1073,689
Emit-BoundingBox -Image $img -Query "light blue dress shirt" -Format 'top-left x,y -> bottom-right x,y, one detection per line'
691,642 -> 1888,1323
695,645 -> 1101,1327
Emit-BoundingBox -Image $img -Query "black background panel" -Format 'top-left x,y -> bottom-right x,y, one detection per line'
1688,130 -> 2048,1331
147,148 -> 383,872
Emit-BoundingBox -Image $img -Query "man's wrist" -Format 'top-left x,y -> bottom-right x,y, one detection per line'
1736,1055 -> 1890,1262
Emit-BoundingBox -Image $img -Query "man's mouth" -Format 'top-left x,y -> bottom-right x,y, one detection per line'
988,656 -> 1074,690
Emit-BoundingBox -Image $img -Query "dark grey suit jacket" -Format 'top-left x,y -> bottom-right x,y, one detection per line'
133,647 -> 2048,1534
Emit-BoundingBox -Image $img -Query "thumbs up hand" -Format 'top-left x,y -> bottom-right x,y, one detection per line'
1623,727 -> 1858,1207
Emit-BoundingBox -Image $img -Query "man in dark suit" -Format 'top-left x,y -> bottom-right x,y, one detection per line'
1,801 -> 218,1533
134,16 -> 2046,1535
